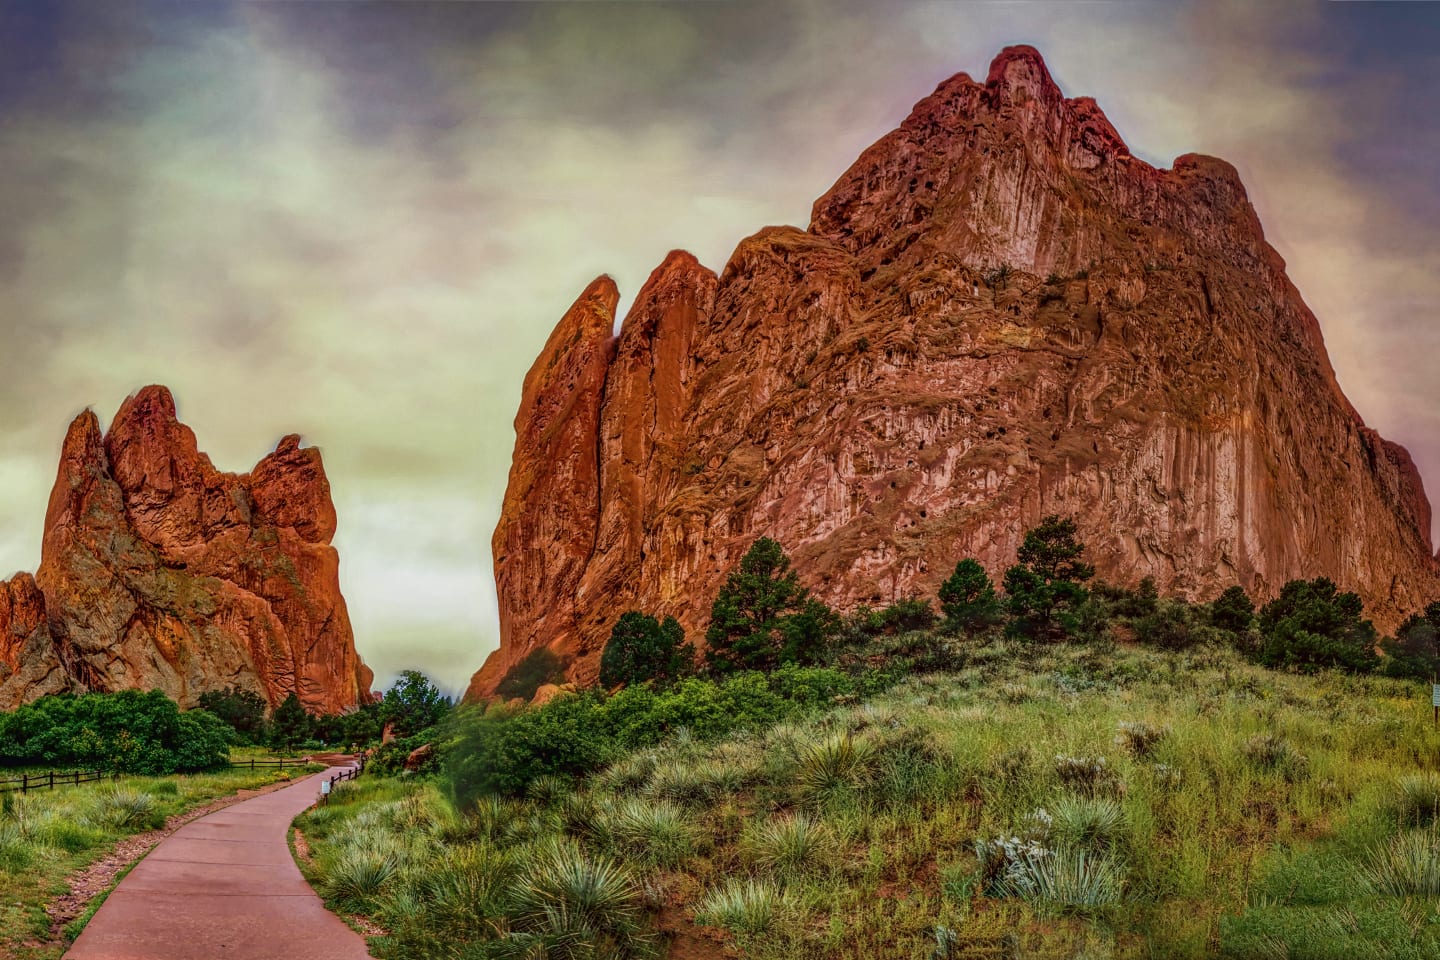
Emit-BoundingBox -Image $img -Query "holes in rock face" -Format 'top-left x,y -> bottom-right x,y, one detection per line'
907,459 -> 914,467
1051,431 -> 1060,442
998,426 -> 1007,435
919,440 -> 926,450
920,510 -> 928,519
988,387 -> 998,395
925,181 -> 934,189
890,481 -> 897,489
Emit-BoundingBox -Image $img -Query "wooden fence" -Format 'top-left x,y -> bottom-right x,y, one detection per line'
0,769 -> 114,795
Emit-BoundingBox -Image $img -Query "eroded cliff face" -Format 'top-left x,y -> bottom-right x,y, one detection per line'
0,386 -> 372,712
469,46 -> 1439,699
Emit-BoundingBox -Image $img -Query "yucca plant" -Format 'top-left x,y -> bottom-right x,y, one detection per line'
1394,772 -> 1440,827
999,846 -> 1123,914
1049,795 -> 1126,850
0,821 -> 42,871
527,775 -> 573,809
1053,756 -> 1123,796
87,788 -> 158,830
797,734 -> 874,804
647,760 -> 718,806
403,845 -> 513,940
1364,829 -> 1440,896
694,877 -> 792,935
605,798 -> 695,868
508,840 -> 649,952
1242,734 -> 1308,782
322,847 -> 401,912
743,813 -> 837,878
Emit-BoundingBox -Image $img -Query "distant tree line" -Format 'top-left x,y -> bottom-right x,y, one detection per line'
592,515 -> 1440,687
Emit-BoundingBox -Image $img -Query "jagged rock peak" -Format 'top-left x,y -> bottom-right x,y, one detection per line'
1,385 -> 373,712
469,45 -> 1438,701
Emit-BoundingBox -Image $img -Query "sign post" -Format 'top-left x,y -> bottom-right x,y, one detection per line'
1432,682 -> 1439,729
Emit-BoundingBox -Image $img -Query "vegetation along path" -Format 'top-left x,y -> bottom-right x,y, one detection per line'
64,764 -> 371,960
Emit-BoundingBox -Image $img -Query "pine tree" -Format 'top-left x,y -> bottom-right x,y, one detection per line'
269,691 -> 314,751
1003,515 -> 1094,641
705,538 -> 835,673
599,612 -> 694,688
1256,578 -> 1378,673
938,558 -> 1002,634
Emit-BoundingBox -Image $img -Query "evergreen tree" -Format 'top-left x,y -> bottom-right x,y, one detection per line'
269,691 -> 314,751
1256,578 -> 1378,673
1211,585 -> 1257,634
1380,601 -> 1440,681
705,538 -> 836,673
599,612 -> 694,688
197,686 -> 269,743
938,558 -> 1003,634
1003,515 -> 1094,641
381,670 -> 452,737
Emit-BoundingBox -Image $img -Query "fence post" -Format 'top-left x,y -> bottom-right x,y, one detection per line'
21,773 -> 28,795
48,770 -> 54,790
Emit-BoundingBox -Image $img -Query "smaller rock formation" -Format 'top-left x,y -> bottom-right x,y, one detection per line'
0,386 -> 373,712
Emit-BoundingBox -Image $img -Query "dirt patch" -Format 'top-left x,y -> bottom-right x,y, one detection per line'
657,904 -> 734,960
292,826 -> 314,865
37,776 -> 304,947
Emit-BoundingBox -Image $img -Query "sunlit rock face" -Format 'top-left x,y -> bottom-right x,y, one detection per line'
469,46 -> 1438,699
0,385 -> 372,712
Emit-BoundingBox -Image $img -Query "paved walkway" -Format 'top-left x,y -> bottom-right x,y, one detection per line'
66,766 -> 372,960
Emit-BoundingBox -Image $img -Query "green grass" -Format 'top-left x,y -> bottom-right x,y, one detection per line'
0,766 -> 313,960
298,642 -> 1440,959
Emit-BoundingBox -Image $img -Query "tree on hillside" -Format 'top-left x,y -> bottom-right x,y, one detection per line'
599,612 -> 694,688
1211,585 -> 1257,635
1257,578 -> 1378,673
269,691 -> 314,751
381,670 -> 452,737
1003,516 -> 1095,641
197,686 -> 269,743
1381,601 -> 1440,681
938,558 -> 1003,634
705,538 -> 838,673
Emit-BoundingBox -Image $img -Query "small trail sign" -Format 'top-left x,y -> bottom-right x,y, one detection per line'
1434,684 -> 1440,708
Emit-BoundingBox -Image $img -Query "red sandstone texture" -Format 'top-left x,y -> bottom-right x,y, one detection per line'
469,46 -> 1439,700
0,385 -> 372,712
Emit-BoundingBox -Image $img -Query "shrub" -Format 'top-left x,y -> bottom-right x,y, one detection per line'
1136,599 -> 1202,650
495,647 -> 566,701
323,847 -> 400,912
86,788 -> 160,831
1114,720 -> 1168,758
1256,578 -> 1379,673
695,878 -> 791,935
870,597 -> 939,635
1054,755 -> 1122,796
1242,734 -> 1309,782
508,841 -> 649,953
1380,603 -> 1440,681
1211,585 -> 1257,634
196,686 -> 268,743
599,612 -> 694,689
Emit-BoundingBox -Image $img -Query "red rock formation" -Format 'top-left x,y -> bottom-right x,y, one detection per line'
469,46 -> 1439,698
0,386 -> 372,712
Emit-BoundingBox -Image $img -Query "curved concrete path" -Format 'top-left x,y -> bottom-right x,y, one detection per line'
66,766 -> 371,960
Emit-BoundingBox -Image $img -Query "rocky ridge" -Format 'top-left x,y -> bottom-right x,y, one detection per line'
470,46 -> 1438,699
0,386 -> 372,712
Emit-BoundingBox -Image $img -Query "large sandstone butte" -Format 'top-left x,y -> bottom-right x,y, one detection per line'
468,46 -> 1439,699
0,386 -> 372,712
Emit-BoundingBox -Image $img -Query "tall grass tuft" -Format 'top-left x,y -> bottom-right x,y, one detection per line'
605,798 -> 695,868
1049,795 -> 1127,849
1242,734 -> 1309,782
743,813 -> 837,878
694,877 -> 792,935
87,788 -> 159,830
1393,773 -> 1440,827
797,734 -> 874,803
1364,830 -> 1440,896
1114,720 -> 1168,758
322,847 -> 400,912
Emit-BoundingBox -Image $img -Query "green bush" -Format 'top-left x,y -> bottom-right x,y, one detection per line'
599,611 -> 694,689
1257,578 -> 1379,673
495,647 -> 566,701
0,690 -> 230,774
939,559 -> 1003,634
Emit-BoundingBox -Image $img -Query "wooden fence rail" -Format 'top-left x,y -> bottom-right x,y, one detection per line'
0,769 -> 114,795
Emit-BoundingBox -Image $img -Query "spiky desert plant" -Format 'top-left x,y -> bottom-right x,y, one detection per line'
1000,846 -> 1123,913
527,775 -> 572,809
87,788 -> 157,830
1050,795 -> 1126,850
322,847 -> 401,912
402,845 -> 514,941
647,760 -> 717,806
1365,829 -> 1440,897
797,734 -> 874,804
605,798 -> 695,868
694,877 -> 792,935
1242,734 -> 1309,782
594,749 -> 660,794
743,813 -> 837,878
508,839 -> 648,950
1394,772 -> 1440,827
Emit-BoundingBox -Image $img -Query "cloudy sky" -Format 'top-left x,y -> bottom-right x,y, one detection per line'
1,0 -> 1436,694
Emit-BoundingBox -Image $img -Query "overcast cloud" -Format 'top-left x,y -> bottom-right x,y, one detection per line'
1,1 -> 1435,694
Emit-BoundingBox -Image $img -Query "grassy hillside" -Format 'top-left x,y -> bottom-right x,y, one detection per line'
297,641 -> 1440,959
